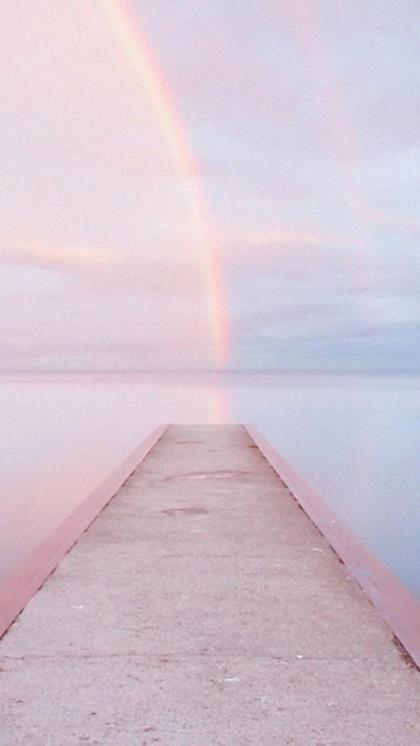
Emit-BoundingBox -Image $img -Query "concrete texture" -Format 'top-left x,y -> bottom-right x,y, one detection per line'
1,424 -> 419,745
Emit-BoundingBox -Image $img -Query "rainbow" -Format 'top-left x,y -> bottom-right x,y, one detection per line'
99,0 -> 229,368
277,0 -> 376,303
283,3 -> 361,206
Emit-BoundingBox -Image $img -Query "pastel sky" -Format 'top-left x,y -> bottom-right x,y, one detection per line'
1,0 -> 420,370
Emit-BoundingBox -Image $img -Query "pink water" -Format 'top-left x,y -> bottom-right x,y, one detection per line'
1,371 -> 419,595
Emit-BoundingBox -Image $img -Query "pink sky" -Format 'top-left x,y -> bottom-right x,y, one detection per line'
1,0 -> 420,370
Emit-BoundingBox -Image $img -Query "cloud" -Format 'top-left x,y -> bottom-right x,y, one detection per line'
1,0 -> 420,370
0,236 -> 209,302
224,227 -> 359,262
0,286 -> 215,370
363,208 -> 420,236
0,240 -> 117,270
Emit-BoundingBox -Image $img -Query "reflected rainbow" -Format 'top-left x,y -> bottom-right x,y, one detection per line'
100,0 -> 229,368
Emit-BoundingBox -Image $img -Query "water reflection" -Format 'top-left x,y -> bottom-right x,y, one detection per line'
0,372 -> 419,596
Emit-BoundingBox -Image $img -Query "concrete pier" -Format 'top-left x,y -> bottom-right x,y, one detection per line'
1,425 -> 420,744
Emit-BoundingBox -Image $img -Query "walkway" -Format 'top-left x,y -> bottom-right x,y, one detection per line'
1,425 -> 419,744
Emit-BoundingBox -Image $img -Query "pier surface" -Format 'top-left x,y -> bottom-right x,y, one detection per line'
1,425 -> 420,744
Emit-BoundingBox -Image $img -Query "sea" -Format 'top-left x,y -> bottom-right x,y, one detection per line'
1,371 -> 419,597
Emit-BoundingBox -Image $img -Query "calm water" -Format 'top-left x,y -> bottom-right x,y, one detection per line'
1,371 -> 419,596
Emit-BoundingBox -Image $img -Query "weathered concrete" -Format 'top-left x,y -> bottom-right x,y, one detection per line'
1,425 -> 419,745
